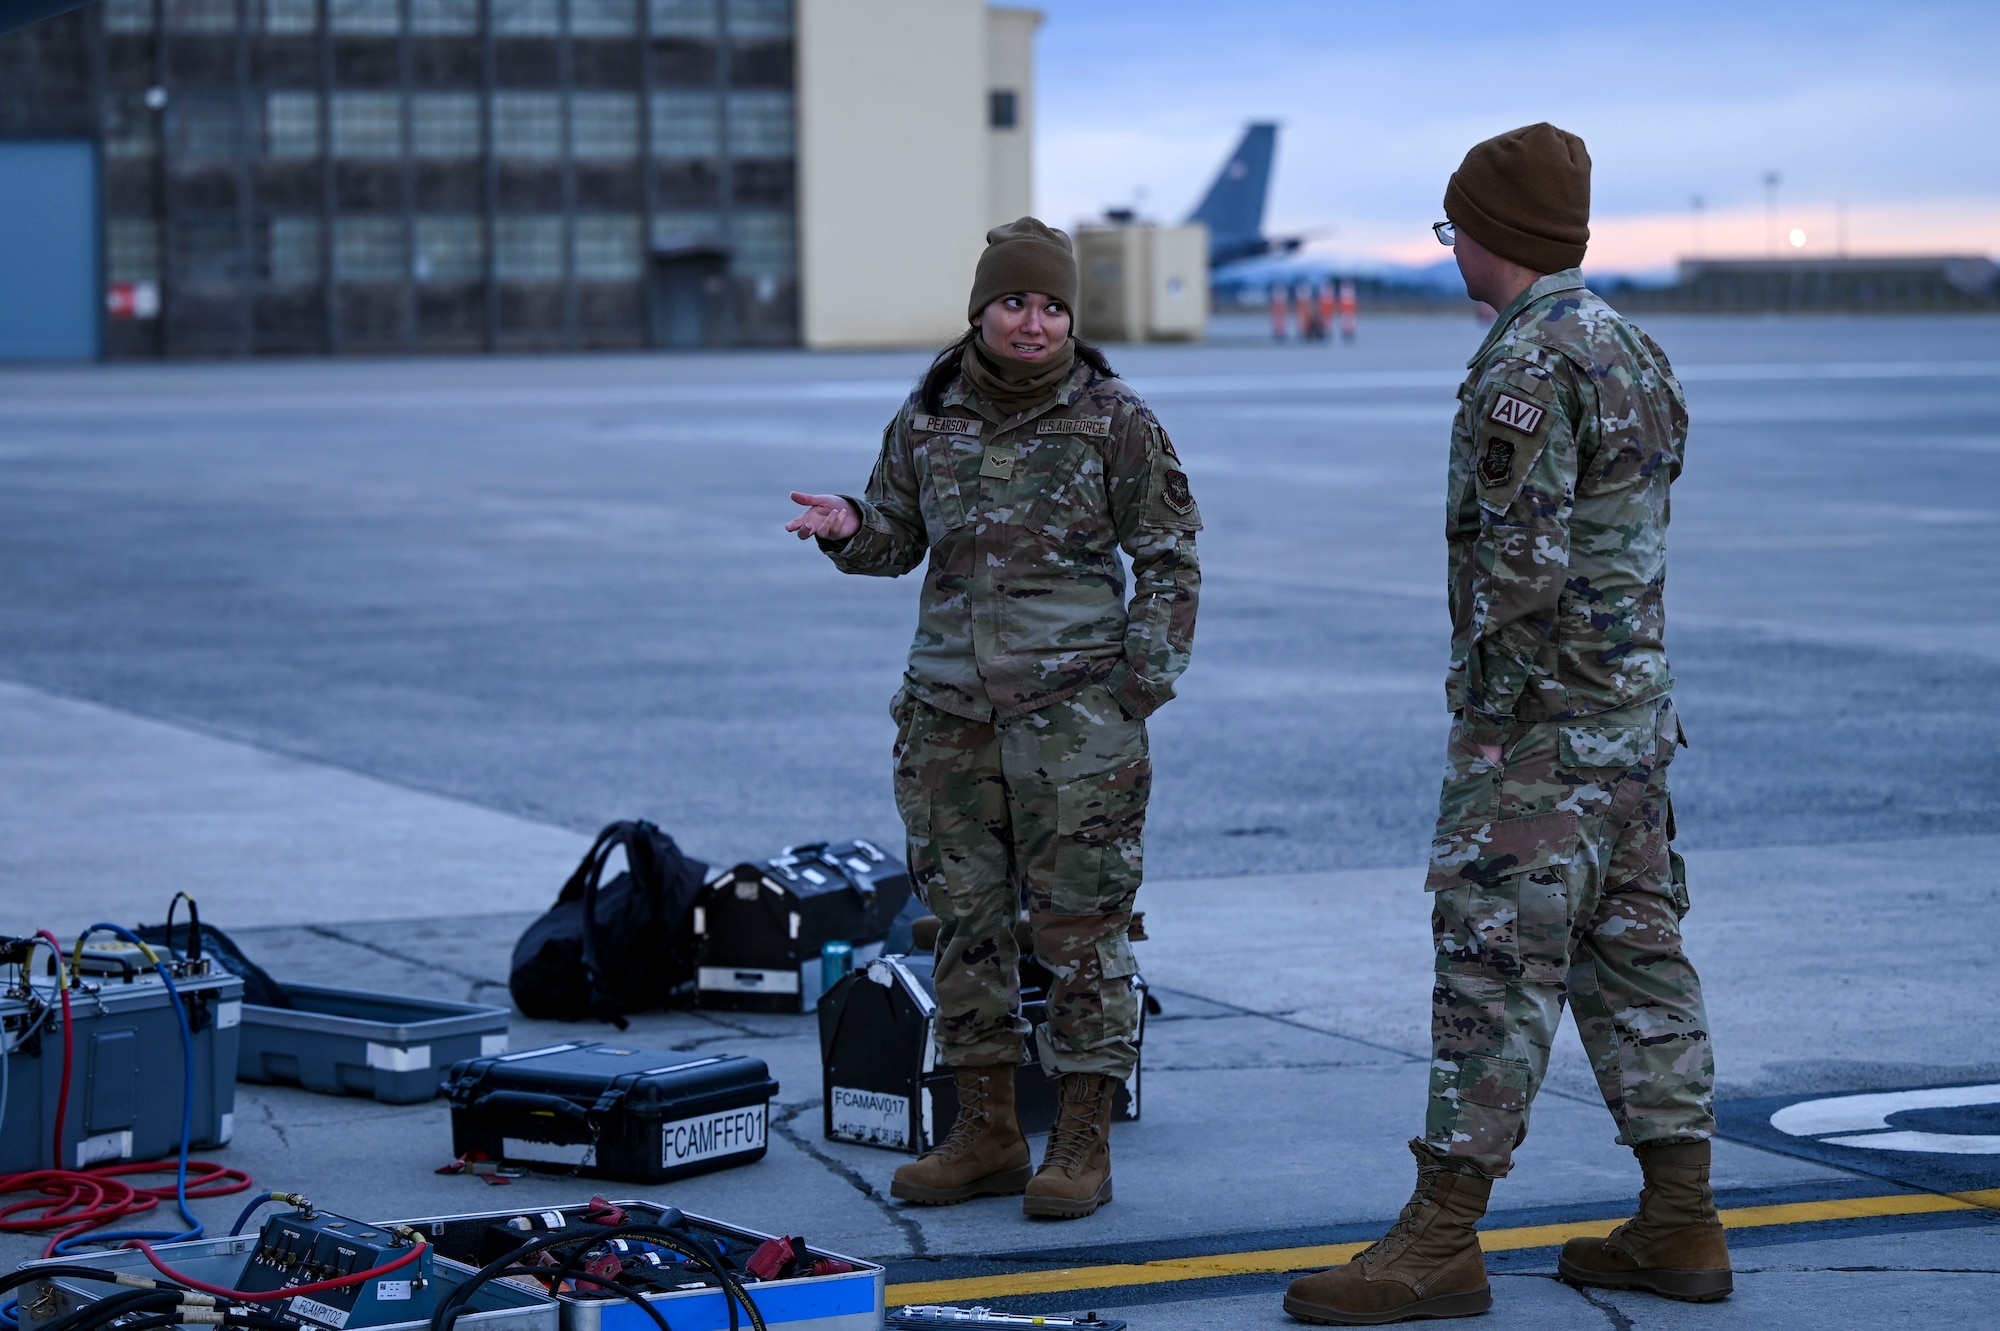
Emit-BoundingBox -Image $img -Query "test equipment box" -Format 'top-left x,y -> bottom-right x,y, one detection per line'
442,1042 -> 778,1183
388,1198 -> 884,1331
816,952 -> 1144,1155
693,839 -> 912,1013
0,943 -> 241,1173
15,1213 -> 555,1331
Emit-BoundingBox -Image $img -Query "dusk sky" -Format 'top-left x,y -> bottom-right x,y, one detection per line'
1030,0 -> 2000,274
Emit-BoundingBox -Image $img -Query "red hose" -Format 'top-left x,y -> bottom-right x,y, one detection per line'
0,933 -> 252,1255
39,930 -> 72,1168
130,1236 -> 427,1300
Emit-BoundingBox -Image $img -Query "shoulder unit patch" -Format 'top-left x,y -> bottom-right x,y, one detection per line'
912,414 -> 982,437
1485,392 -> 1547,437
1036,416 -> 1111,438
1161,468 -> 1195,515
1477,437 -> 1516,487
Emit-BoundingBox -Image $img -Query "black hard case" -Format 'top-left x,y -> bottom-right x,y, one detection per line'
816,952 -> 1143,1154
693,839 -> 913,1013
442,1042 -> 778,1183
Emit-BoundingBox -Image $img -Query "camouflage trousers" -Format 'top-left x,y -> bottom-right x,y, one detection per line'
1423,695 -> 1714,1177
890,682 -> 1148,1081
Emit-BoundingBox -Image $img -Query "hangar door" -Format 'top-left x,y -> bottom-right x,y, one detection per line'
0,141 -> 99,361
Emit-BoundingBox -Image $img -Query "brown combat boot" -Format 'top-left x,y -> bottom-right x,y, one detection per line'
1022,1072 -> 1118,1218
1559,1139 -> 1732,1301
889,1066 -> 1031,1204
1283,1141 -> 1493,1325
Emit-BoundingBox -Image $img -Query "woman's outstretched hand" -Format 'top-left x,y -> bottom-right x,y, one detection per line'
786,491 -> 861,542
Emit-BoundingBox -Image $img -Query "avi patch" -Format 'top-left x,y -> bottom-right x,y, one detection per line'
1477,436 -> 1516,487
1161,468 -> 1195,515
1485,392 -> 1547,438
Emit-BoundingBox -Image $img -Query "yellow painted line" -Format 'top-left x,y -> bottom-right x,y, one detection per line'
884,1188 -> 2000,1305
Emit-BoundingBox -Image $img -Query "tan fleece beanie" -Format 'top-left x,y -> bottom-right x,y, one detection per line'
967,217 -> 1079,320
1444,123 -> 1591,273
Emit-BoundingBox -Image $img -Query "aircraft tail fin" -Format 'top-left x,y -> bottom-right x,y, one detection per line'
1187,122 -> 1277,265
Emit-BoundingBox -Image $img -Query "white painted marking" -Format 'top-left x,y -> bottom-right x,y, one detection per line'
1771,1083 -> 2000,1155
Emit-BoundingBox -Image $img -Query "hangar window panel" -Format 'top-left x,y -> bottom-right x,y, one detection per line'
571,93 -> 638,159
494,0 -> 561,36
103,96 -> 160,160
105,0 -> 154,33
731,209 -> 794,278
651,210 -> 720,251
332,0 -> 402,34
571,0 -> 637,36
169,95 -> 241,160
493,93 -> 564,160
333,93 -> 404,159
496,215 -> 565,279
415,216 -> 484,280
411,0 -> 478,34
574,215 -> 640,279
265,0 -> 317,33
268,217 -> 323,284
265,93 -> 322,160
174,218 -> 242,282
412,93 -> 480,159
335,216 -> 407,281
649,0 -> 716,39
108,220 -> 162,283
167,0 -> 236,31
727,0 -> 789,40
726,90 -> 790,158
988,89 -> 1017,129
650,91 -> 718,157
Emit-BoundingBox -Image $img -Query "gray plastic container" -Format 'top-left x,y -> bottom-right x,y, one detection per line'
14,1230 -> 556,1331
238,983 -> 510,1104
0,960 -> 241,1174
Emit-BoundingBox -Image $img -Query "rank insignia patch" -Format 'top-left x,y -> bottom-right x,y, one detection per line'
1486,392 -> 1546,437
1162,468 -> 1195,514
1478,436 -> 1515,486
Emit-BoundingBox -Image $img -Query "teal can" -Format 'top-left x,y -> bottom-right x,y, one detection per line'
820,940 -> 854,995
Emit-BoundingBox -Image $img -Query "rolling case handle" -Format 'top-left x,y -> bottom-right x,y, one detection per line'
470,1090 -> 594,1133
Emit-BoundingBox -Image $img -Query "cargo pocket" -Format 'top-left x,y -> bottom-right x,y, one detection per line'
1453,1052 -> 1532,1113
1048,759 -> 1150,917
1667,847 -> 1691,922
1559,718 -> 1656,772
1427,809 -> 1580,891
918,439 -> 971,541
1094,933 -> 1140,981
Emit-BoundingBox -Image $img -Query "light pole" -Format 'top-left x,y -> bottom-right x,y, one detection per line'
1689,194 -> 1705,259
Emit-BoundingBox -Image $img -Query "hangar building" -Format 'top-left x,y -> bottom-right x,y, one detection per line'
0,0 -> 1039,359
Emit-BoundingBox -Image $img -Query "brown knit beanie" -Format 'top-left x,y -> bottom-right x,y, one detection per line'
1444,123 -> 1591,273
967,217 -> 1078,321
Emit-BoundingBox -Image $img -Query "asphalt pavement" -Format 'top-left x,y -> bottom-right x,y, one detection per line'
2,313 -> 1998,1328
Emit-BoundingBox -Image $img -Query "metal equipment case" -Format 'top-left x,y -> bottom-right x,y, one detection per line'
388,1199 -> 883,1331
14,1230 -> 555,1331
817,953 -> 1144,1154
442,1042 -> 778,1182
238,983 -> 511,1104
694,840 -> 912,1013
0,957 -> 242,1173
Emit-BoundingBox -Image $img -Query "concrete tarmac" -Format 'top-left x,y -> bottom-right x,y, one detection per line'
3,315 -> 1999,1327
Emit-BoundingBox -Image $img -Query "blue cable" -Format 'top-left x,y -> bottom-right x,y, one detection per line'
1,1296 -> 17,1328
230,1191 -> 284,1236
52,922 -> 202,1254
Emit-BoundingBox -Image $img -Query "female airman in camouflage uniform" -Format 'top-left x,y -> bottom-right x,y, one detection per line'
787,218 -> 1200,1218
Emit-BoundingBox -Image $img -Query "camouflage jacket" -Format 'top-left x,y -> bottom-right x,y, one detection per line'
1446,269 -> 1688,744
822,358 -> 1201,723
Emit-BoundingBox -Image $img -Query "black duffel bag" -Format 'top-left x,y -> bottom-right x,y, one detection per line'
509,820 -> 707,1027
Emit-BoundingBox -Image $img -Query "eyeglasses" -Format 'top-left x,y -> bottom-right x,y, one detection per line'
1432,220 -> 1456,246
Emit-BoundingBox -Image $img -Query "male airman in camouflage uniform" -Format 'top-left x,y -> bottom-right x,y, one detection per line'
1286,126 -> 1730,1325
789,218 -> 1199,1219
